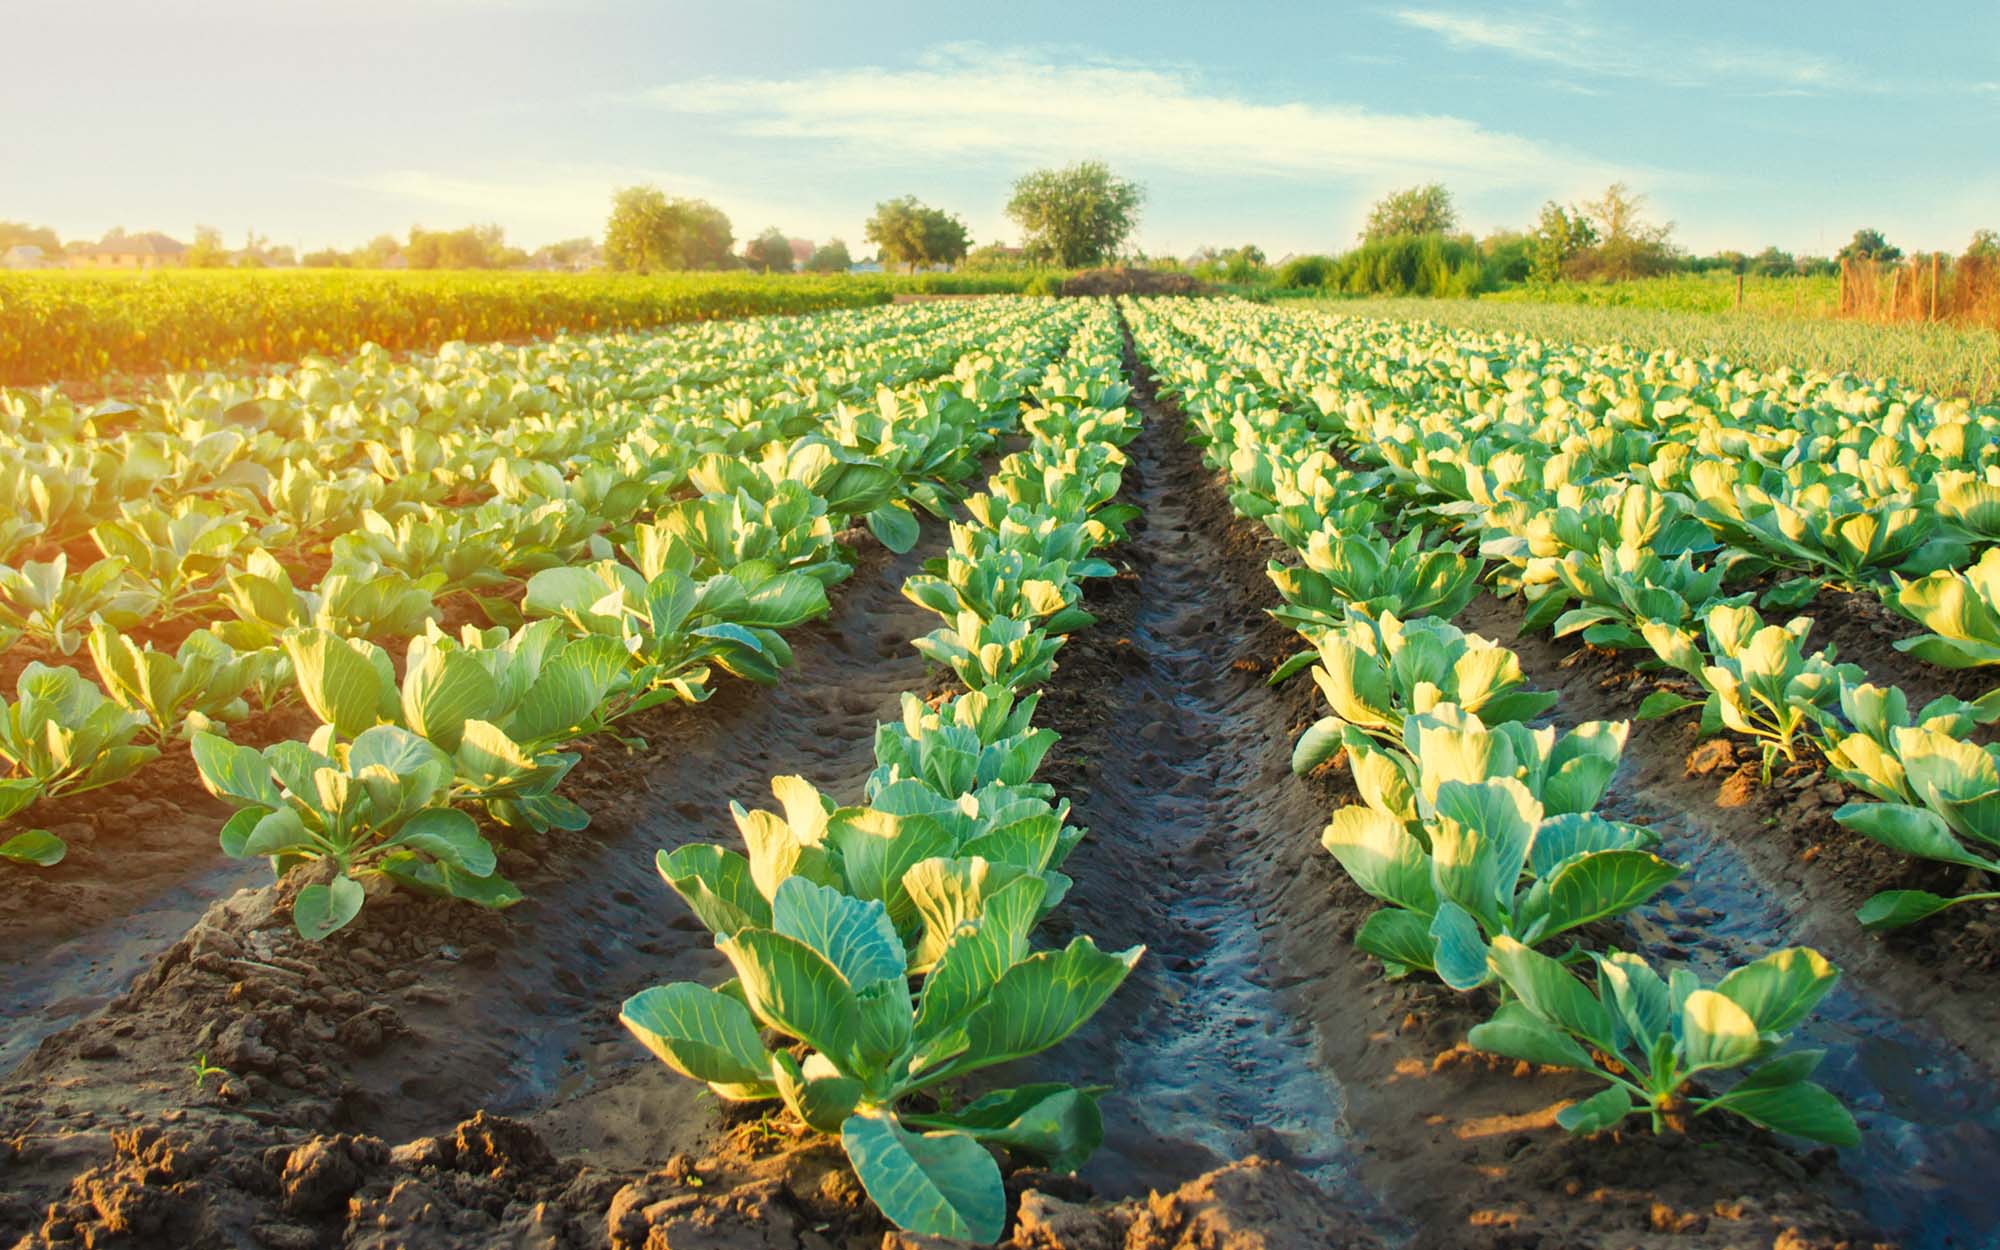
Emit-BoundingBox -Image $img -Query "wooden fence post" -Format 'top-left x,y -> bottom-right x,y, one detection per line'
1735,271 -> 1745,309
1931,253 -> 1941,322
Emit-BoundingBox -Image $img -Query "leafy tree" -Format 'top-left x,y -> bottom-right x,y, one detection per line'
742,227 -> 795,273
1837,227 -> 1902,265
1362,183 -> 1458,241
1479,229 -> 1534,284
299,247 -> 350,268
529,238 -> 597,270
1576,183 -> 1676,280
1528,201 -> 1598,283
356,234 -> 404,268
1964,229 -> 1998,260
1749,245 -> 1795,277
0,221 -> 61,254
185,226 -> 229,268
865,196 -> 971,271
1220,244 -> 1268,284
805,238 -> 853,273
604,186 -> 734,272
1005,161 -> 1144,267
404,223 -> 522,270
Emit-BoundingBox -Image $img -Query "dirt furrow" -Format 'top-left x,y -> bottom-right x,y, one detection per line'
1460,593 -> 2000,1248
1120,346 -> 1887,1250
1007,375 -> 1383,1228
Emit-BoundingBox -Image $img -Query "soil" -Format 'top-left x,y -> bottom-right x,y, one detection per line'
1060,270 -> 1212,299
0,313 -> 1953,1250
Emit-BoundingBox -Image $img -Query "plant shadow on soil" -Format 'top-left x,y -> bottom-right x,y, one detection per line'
0,313 -> 1946,1249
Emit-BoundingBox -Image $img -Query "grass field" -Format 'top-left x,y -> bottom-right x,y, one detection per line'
1328,292 -> 2000,400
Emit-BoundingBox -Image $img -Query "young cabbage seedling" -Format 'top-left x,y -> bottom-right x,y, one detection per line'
1469,937 -> 1858,1146
622,875 -> 1139,1244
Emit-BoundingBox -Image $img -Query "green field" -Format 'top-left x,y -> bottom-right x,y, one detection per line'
1325,292 -> 2000,401
0,267 -> 1054,389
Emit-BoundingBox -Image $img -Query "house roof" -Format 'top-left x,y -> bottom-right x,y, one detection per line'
71,232 -> 187,257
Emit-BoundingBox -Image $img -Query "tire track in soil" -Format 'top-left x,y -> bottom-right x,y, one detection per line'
1460,593 -> 2000,1250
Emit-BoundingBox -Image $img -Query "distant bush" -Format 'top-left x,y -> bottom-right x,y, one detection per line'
1276,255 -> 1335,289
1328,233 -> 1489,298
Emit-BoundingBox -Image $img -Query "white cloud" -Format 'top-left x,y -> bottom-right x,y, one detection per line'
1391,7 -> 1844,93
636,44 -> 1631,189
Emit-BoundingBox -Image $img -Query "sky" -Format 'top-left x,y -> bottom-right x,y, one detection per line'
4,0 -> 1996,260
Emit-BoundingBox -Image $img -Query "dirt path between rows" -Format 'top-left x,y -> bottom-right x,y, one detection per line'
1109,332 -> 1891,1250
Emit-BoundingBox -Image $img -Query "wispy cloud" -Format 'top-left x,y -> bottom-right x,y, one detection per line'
636,43 -> 1634,188
1391,7 -> 1843,92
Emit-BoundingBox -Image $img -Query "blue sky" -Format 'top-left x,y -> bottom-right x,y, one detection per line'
5,0 -> 1995,260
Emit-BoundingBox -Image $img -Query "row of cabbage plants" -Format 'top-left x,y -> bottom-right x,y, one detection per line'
2,302 -> 1083,904
1126,297 -> 1860,1147
1127,296 -> 2000,933
618,302 -> 1145,1243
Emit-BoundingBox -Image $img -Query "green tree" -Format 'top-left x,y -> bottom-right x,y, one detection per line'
865,196 -> 971,271
1004,161 -> 1144,267
185,225 -> 229,268
1749,245 -> 1795,277
1967,229 -> 1999,260
1577,183 -> 1676,280
1479,229 -> 1534,284
299,247 -> 350,268
1362,183 -> 1458,241
0,221 -> 61,254
1527,201 -> 1598,282
604,186 -> 735,272
805,238 -> 853,273
1836,227 -> 1902,265
1220,244 -> 1268,284
742,227 -> 795,273
356,234 -> 403,268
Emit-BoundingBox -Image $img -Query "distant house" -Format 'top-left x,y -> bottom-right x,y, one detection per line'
1,244 -> 56,270
848,259 -> 885,274
67,232 -> 187,270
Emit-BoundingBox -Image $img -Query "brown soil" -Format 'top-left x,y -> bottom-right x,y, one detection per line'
1061,270 -> 1213,298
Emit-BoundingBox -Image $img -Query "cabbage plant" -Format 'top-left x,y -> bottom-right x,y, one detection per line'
87,623 -> 267,743
1323,707 -> 1676,989
622,876 -> 1137,1243
1891,546 -> 2000,670
1287,611 -> 1556,772
1640,605 -> 1859,783
1832,727 -> 2000,929
193,726 -> 518,938
1469,937 -> 1858,1145
0,663 -> 161,867
0,554 -> 150,655
1268,526 -> 1482,633
912,613 -> 1063,692
904,550 -> 1096,635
